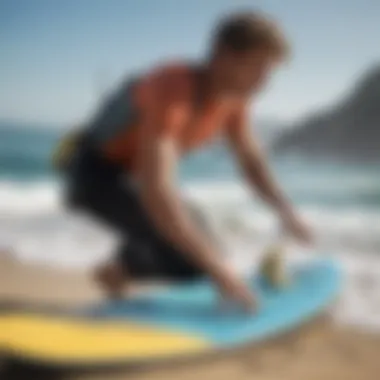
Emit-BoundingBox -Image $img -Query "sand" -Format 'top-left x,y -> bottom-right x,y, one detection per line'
0,253 -> 379,380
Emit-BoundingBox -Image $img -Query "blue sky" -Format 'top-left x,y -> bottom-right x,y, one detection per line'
1,0 -> 379,126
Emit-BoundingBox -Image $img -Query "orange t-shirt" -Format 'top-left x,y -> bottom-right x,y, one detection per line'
88,62 -> 243,171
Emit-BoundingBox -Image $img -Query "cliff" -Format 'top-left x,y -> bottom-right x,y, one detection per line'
274,65 -> 380,160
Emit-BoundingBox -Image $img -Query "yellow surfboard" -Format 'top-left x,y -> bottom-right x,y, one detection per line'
0,312 -> 209,367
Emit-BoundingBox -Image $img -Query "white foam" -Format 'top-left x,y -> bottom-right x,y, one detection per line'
0,180 -> 59,216
185,172 -> 380,200
0,180 -> 117,268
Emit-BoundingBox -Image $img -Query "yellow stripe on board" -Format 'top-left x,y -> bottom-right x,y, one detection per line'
0,314 -> 210,364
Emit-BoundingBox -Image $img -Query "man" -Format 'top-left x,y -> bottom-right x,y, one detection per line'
64,11 -> 311,312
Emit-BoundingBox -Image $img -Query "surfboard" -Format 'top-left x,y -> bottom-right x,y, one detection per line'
0,259 -> 341,369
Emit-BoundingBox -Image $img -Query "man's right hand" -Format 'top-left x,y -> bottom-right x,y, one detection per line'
213,266 -> 257,313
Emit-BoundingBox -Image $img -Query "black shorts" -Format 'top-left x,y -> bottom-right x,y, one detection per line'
66,144 -> 203,281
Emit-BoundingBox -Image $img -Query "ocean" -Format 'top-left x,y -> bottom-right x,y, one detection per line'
1,124 -> 380,331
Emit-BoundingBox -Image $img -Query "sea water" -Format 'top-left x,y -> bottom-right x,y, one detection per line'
1,125 -> 380,331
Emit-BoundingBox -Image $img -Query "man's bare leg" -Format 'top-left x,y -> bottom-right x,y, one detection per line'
93,262 -> 128,299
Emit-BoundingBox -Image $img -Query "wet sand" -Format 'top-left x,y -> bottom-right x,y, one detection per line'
0,253 -> 379,380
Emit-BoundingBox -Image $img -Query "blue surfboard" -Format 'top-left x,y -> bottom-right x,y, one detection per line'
0,259 -> 341,368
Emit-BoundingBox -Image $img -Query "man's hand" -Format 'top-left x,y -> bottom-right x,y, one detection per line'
281,209 -> 313,244
214,268 -> 258,313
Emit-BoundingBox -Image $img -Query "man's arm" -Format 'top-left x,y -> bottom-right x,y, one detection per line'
226,105 -> 311,242
136,96 -> 255,311
138,131 -> 221,274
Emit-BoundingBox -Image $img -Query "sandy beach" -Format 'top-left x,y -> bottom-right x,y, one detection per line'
0,253 -> 379,380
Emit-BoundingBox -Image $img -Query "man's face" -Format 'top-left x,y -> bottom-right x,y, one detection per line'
219,48 -> 279,96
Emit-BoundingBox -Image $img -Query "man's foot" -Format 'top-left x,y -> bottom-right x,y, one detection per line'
93,263 -> 127,299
